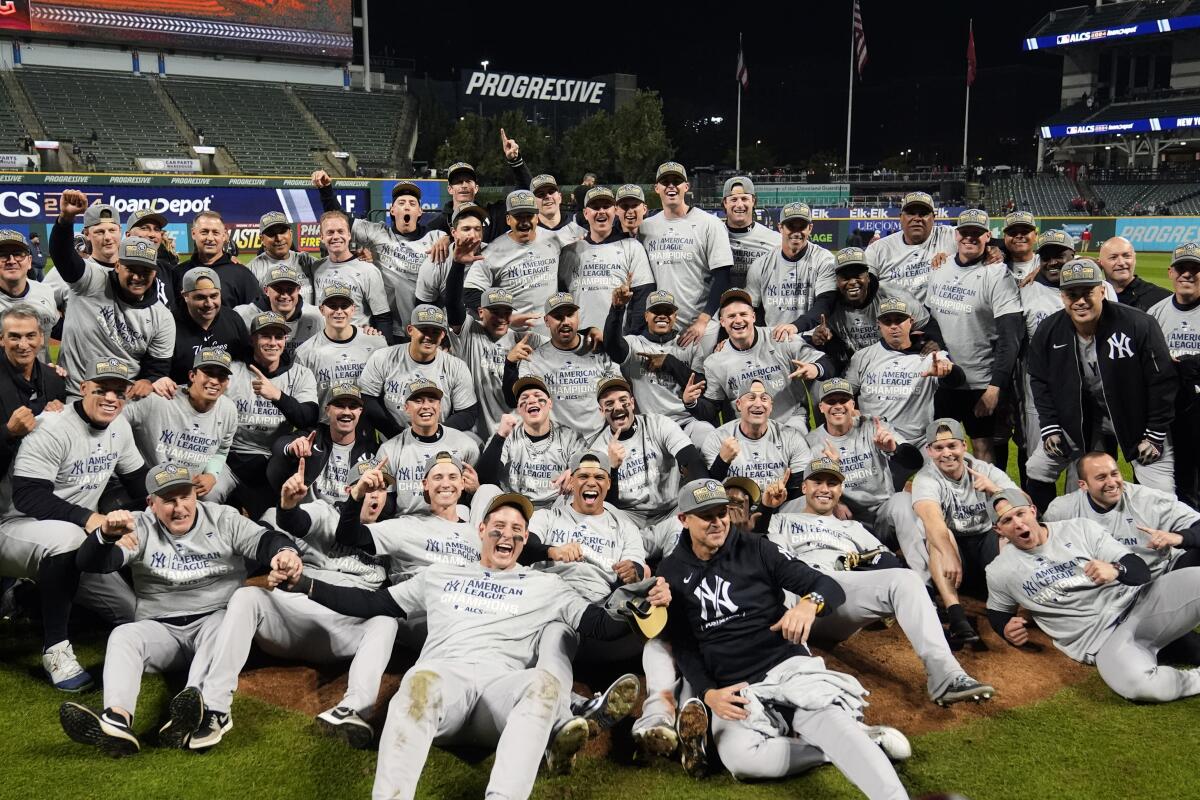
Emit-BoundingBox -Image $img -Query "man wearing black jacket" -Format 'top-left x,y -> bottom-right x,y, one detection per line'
165,266 -> 251,386
1028,259 -> 1177,495
657,479 -> 910,796
1098,236 -> 1171,311
0,304 -> 66,478
178,211 -> 261,309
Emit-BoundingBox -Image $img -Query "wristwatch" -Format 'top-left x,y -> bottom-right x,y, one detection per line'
801,592 -> 826,615
1112,561 -> 1127,578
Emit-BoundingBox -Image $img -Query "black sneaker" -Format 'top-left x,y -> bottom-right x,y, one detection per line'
316,705 -> 374,750
60,703 -> 140,757
947,618 -> 981,650
159,686 -> 205,749
573,673 -> 640,736
935,675 -> 995,706
188,710 -> 231,751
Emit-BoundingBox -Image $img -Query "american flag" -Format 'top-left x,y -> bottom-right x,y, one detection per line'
967,20 -> 977,86
736,38 -> 749,89
853,0 -> 868,78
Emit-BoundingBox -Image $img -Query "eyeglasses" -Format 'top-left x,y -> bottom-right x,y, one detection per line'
0,252 -> 30,262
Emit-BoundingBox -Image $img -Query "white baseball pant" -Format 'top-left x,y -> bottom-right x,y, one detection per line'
101,611 -> 225,715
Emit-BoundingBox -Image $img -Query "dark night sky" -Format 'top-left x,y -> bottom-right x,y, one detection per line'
368,1 -> 1070,168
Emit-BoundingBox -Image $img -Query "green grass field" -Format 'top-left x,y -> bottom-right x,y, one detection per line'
7,250 -> 1189,799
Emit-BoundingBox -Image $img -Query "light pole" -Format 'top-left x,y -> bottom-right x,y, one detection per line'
479,59 -> 489,117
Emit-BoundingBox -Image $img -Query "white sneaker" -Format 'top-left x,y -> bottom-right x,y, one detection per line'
43,641 -> 94,692
865,724 -> 912,761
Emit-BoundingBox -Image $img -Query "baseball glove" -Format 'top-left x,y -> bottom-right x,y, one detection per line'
836,548 -> 890,571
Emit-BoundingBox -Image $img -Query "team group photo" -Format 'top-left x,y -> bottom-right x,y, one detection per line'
0,1 -> 1198,799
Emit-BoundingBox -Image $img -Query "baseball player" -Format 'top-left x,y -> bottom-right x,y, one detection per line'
0,357 -> 143,690
1147,242 -> 1200,508
701,378 -> 810,498
124,208 -> 179,312
359,304 -> 478,439
58,462 -> 304,756
657,479 -> 911,797
802,378 -> 923,547
926,210 -> 1023,464
197,459 -> 398,751
765,457 -> 995,706
531,174 -> 586,244
374,378 -> 480,515
507,292 -> 620,439
1045,451 -> 1200,577
721,176 -> 781,290
603,286 -> 716,448
587,376 -> 709,560
463,189 -> 565,327
1027,259 -> 1178,495
123,347 -> 237,501
313,173 -> 446,338
695,289 -> 830,431
166,267 -> 252,387
821,247 -> 939,371
846,297 -> 960,450
0,231 -> 58,357
903,418 -> 1018,648
446,288 -> 546,441
476,376 -> 581,509
558,185 -> 655,333
415,204 -> 489,311
51,191 -> 176,398
177,211 -> 262,309
234,264 -> 322,349
0,304 -> 66,478
745,201 -> 836,334
271,490 -> 670,798
266,382 -> 378,507
640,162 -> 735,346
986,489 -> 1200,703
221,312 -> 318,517
614,184 -> 648,238
247,211 -> 317,292
42,200 -> 122,317
294,285 -> 388,416
1001,211 -> 1040,281
426,133 -> 533,244
866,191 -> 957,303
309,211 -> 392,337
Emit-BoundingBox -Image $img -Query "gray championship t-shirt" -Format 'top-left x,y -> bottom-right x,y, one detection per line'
350,220 -> 446,337
376,426 -> 480,515
451,316 -> 546,441
294,328 -> 388,416
386,563 -> 589,670
497,424 -> 583,509
528,503 -> 647,601
830,284 -> 931,357
767,512 -> 885,573
281,501 -> 388,590
1045,483 -> 1199,577
1148,295 -> 1200,359
310,256 -> 390,327
866,223 -> 958,303
745,243 -> 837,329
617,331 -> 712,427
727,222 -> 782,289
60,261 -> 177,395
123,391 -> 237,475
559,237 -> 654,332
519,342 -> 620,438
911,456 -> 1017,537
586,413 -> 692,518
234,302 -> 323,348
640,208 -> 735,326
1,404 -> 142,519
226,360 -> 318,457
847,344 -> 950,446
701,419 -> 811,492
358,346 -> 477,432
805,415 -> 902,516
463,233 -> 564,324
701,328 -> 824,429
986,518 -> 1141,664
926,260 -> 1022,389
367,511 -> 480,580
248,250 -> 314,292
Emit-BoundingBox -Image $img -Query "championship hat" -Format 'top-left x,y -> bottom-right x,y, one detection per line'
391,181 -> 422,201
818,377 -> 854,402
145,462 -> 194,496
258,211 -> 290,235
423,450 -> 464,479
1171,241 -> 1200,268
804,457 -> 845,482
405,377 -> 443,401
1002,211 -> 1036,233
900,192 -> 935,214
723,476 -> 761,506
835,246 -> 876,275
410,303 -> 450,332
677,478 -> 730,515
596,376 -> 632,399
544,291 -> 579,314
319,284 -> 354,305
779,202 -> 813,225
84,357 -> 134,385
718,287 -> 753,308
1036,230 -> 1073,253
327,381 -> 362,404
127,208 -> 168,231
645,289 -> 677,311
877,297 -> 913,319
505,190 -> 538,215
262,264 -> 302,289
584,186 -> 616,206
955,208 -> 990,233
512,375 -> 550,400
249,311 -> 290,336
484,491 -> 535,522
192,347 -> 232,374
118,237 -> 159,270
451,203 -> 488,226
446,162 -> 476,183
481,287 -> 515,310
0,230 -> 30,254
655,161 -> 687,183
735,375 -> 772,398
530,174 -> 559,194
615,184 -> 646,203
181,266 -> 220,292
1058,258 -> 1105,288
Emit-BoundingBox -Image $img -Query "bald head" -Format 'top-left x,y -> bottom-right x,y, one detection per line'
1097,236 -> 1136,290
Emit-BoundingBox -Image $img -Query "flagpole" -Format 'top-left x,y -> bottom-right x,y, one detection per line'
963,19 -> 972,167
736,33 -> 743,171
845,4 -> 854,174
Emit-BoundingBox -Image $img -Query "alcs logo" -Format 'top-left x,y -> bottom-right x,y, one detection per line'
0,191 -> 41,218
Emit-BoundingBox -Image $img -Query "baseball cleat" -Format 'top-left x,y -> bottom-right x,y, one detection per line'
946,618 -> 981,650
632,722 -> 678,762
575,673 -> 640,736
187,710 -> 232,751
935,675 -> 996,707
545,716 -> 589,776
60,703 -> 140,757
316,705 -> 374,750
675,698 -> 709,778
43,641 -> 94,692
159,686 -> 205,749
865,725 -> 912,762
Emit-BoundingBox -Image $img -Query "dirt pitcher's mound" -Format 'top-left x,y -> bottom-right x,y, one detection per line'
237,601 -> 1091,741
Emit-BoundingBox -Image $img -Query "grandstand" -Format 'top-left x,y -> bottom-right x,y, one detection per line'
987,173 -> 1086,215
294,86 -> 416,174
0,79 -> 30,153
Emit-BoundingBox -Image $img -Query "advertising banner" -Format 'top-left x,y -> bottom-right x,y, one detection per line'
135,157 -> 201,174
1116,217 -> 1200,251
378,179 -> 449,212
0,153 -> 40,170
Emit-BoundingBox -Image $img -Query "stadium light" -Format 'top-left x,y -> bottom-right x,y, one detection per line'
481,60 -> 489,71
710,116 -> 724,124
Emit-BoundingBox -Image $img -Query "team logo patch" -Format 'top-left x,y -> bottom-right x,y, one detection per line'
878,297 -> 910,317
153,464 -> 190,486
691,480 -> 727,505
94,358 -> 131,379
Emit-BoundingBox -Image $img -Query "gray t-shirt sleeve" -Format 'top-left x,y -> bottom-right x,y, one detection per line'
363,266 -> 390,316
386,574 -> 427,614
449,355 -> 479,410
357,348 -> 387,396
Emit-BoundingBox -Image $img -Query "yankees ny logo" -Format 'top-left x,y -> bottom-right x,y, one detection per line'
1107,332 -> 1134,359
694,575 -> 739,621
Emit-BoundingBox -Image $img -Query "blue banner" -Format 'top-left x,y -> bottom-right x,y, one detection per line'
378,179 -> 448,213
1115,217 -> 1200,252
1024,14 -> 1200,51
1038,114 -> 1200,139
